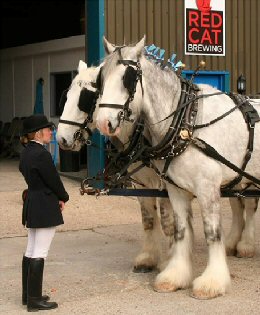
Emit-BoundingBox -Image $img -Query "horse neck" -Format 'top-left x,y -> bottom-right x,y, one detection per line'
140,57 -> 181,144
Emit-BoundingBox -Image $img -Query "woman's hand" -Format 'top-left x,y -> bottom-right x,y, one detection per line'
59,201 -> 65,212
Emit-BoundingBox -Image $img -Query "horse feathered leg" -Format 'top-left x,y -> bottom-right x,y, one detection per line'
236,198 -> 258,258
193,187 -> 231,299
225,197 -> 245,256
154,186 -> 193,292
157,198 -> 175,271
133,197 -> 163,272
159,198 -> 174,240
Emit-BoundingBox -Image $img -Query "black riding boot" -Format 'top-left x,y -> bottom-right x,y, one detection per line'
27,258 -> 58,312
22,256 -> 50,305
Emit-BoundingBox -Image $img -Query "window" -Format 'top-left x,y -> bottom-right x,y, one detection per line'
50,71 -> 77,117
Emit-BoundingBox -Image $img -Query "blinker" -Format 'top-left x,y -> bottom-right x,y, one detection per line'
123,66 -> 138,93
78,88 -> 98,114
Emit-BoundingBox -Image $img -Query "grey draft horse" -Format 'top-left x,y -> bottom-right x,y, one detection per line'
95,37 -> 259,299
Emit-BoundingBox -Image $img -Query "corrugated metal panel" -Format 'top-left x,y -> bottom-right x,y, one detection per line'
105,0 -> 260,94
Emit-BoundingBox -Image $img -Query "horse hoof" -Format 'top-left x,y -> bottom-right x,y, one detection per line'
236,250 -> 254,258
236,243 -> 255,258
133,265 -> 154,273
153,282 -> 177,293
191,289 -> 222,300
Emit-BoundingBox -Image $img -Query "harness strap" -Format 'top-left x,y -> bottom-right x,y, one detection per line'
161,156 -> 174,179
152,91 -> 226,125
99,104 -> 124,109
149,161 -> 182,188
59,119 -> 92,137
115,145 -> 147,181
192,137 -> 260,186
59,119 -> 86,128
194,102 -> 245,129
118,60 -> 139,66
223,94 -> 260,189
112,162 -> 146,186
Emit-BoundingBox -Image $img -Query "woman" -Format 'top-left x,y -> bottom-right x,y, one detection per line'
19,114 -> 69,312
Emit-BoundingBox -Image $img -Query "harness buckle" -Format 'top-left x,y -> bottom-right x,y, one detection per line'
180,128 -> 192,140
234,192 -> 245,198
85,139 -> 92,146
159,176 -> 165,191
118,110 -> 125,122
128,150 -> 136,160
116,173 -> 121,180
167,145 -> 175,157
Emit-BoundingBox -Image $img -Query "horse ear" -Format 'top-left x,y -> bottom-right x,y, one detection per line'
135,35 -> 146,57
78,60 -> 88,73
103,36 -> 115,55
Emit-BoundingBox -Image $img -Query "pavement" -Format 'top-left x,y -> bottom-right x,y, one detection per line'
1,158 -> 260,315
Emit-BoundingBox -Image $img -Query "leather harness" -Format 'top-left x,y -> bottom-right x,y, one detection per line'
97,50 -> 260,193
58,48 -> 260,195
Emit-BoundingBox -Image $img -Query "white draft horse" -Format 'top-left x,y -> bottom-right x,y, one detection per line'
56,60 -> 175,272
95,37 -> 260,298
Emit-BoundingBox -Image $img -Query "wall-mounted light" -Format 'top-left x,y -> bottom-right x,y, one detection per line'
237,74 -> 246,95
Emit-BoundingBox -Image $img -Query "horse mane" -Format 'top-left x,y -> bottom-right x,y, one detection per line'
140,57 -> 181,111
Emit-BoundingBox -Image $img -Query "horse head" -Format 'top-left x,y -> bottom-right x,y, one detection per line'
56,60 -> 101,151
96,36 -> 146,137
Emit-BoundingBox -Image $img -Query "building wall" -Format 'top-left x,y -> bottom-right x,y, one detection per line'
1,1 -> 259,125
105,0 -> 260,94
0,35 -> 85,124
0,60 -> 14,122
13,58 -> 33,118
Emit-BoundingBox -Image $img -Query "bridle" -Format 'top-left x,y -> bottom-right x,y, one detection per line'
58,83 -> 99,144
98,47 -> 143,123
59,118 -> 93,143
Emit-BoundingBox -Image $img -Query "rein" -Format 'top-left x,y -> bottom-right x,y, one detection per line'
151,91 -> 226,125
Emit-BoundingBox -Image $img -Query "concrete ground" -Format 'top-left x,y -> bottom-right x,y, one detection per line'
0,158 -> 260,315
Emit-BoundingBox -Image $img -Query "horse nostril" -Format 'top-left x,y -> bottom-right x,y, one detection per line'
108,121 -> 114,133
62,137 -> 67,145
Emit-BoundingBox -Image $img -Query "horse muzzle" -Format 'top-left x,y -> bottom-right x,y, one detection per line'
97,119 -> 121,136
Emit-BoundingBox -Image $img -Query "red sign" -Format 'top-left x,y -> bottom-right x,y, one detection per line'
185,0 -> 225,56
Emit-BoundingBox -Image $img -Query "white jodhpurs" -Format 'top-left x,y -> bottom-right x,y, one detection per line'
25,227 -> 56,259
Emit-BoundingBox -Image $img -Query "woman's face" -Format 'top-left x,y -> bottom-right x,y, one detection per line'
36,127 -> 53,144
